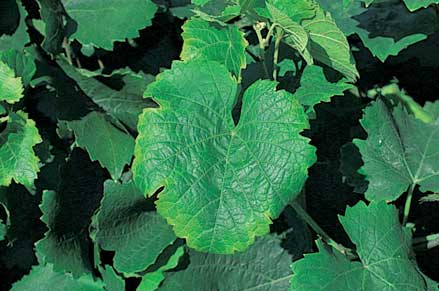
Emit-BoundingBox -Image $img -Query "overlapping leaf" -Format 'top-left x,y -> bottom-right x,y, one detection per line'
61,0 -> 157,50
0,60 -> 23,103
354,99 -> 439,201
160,235 -> 293,291
93,180 -> 176,275
0,49 -> 36,87
291,201 -> 430,291
68,112 -> 135,180
35,149 -> 104,277
11,264 -> 103,291
133,60 -> 315,253
0,1 -> 30,50
181,18 -> 247,78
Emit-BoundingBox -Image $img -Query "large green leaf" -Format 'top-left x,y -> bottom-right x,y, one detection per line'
181,18 -> 247,78
294,65 -> 352,114
133,60 -> 315,254
354,99 -> 439,201
0,60 -> 23,104
93,180 -> 176,275
0,112 -> 42,188
291,201 -> 429,291
35,149 -> 104,277
61,0 -> 157,50
68,112 -> 135,180
11,264 -> 103,291
160,235 -> 293,291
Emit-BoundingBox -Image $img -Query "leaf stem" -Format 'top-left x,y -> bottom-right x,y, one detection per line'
272,28 -> 283,81
253,23 -> 270,79
290,200 -> 355,258
403,183 -> 416,225
413,233 -> 439,251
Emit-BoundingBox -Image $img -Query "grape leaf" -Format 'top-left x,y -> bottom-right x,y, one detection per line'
354,99 -> 439,201
36,0 -> 65,54
133,60 -> 316,254
35,149 -> 104,277
291,201 -> 429,291
101,265 -> 125,291
11,264 -> 104,291
57,58 -> 154,131
181,18 -> 247,78
266,1 -> 312,64
68,112 -> 135,180
0,49 -> 36,87
159,235 -> 293,291
93,180 -> 176,275
294,65 -> 352,114
319,0 -> 436,62
0,112 -> 42,188
268,0 -> 358,80
61,0 -> 157,50
138,246 -> 185,291
403,0 -> 439,11
0,1 -> 30,51
0,60 -> 23,104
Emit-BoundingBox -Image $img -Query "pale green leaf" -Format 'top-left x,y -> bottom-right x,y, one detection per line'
404,0 -> 439,11
68,112 -> 135,180
0,112 -> 42,188
11,264 -> 104,291
291,201 -> 428,291
160,235 -> 293,291
101,265 -> 125,291
0,61 -> 23,104
133,60 -> 316,253
181,18 -> 247,78
0,49 -> 36,87
93,180 -> 176,275
354,99 -> 439,201
61,0 -> 157,50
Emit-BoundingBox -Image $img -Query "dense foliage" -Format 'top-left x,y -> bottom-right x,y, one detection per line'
0,0 -> 439,290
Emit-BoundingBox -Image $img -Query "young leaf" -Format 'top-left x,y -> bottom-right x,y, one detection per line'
291,201 -> 430,290
0,112 -> 42,188
294,65 -> 352,114
68,112 -> 135,180
35,150 -> 105,277
93,180 -> 176,275
354,99 -> 439,201
61,0 -> 157,50
11,264 -> 104,291
0,60 -> 24,104
159,235 -> 293,290
181,18 -> 248,78
133,60 -> 316,254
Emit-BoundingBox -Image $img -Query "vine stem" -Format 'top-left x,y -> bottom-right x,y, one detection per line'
403,183 -> 416,225
272,28 -> 283,81
290,200 -> 355,258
